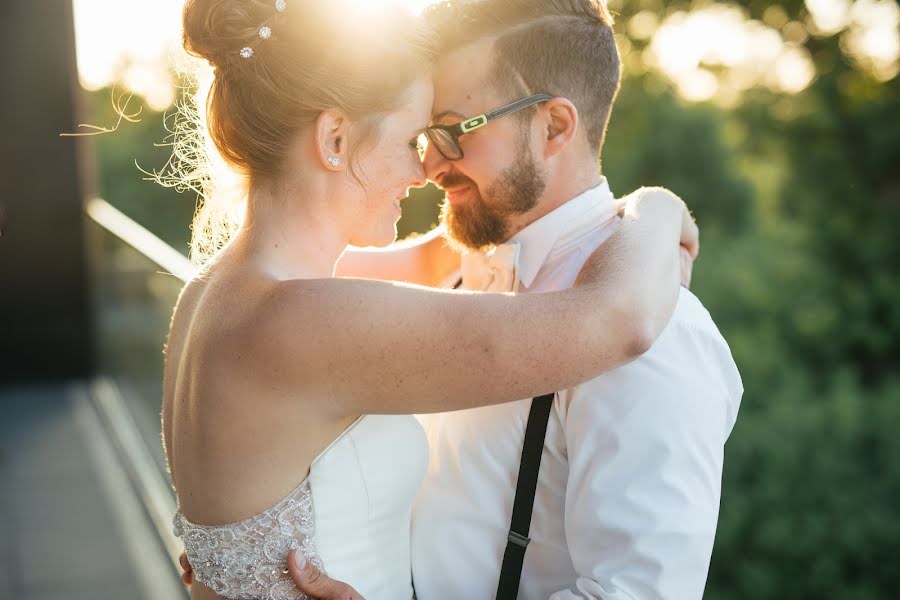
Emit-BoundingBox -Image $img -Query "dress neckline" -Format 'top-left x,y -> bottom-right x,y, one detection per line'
175,413 -> 369,528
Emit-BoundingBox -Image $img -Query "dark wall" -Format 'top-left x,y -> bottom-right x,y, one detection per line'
0,0 -> 92,382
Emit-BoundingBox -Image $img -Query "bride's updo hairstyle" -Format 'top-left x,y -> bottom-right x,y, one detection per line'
177,0 -> 433,262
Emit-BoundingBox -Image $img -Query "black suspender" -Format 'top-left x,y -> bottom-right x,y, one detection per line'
496,393 -> 555,600
454,273 -> 551,598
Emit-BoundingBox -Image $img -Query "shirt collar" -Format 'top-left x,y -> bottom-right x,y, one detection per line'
509,178 -> 617,289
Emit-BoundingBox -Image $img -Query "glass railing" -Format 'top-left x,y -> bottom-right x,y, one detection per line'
84,197 -> 195,576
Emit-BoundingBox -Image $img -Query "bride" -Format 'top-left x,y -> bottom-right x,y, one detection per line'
165,0 -> 697,599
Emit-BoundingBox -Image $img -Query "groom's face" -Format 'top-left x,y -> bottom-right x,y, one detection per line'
423,38 -> 547,250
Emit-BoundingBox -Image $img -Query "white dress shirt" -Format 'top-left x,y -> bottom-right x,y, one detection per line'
412,180 -> 744,599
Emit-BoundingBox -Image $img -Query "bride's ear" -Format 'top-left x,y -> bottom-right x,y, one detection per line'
315,110 -> 350,171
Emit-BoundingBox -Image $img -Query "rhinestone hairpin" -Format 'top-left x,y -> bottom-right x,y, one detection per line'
237,1 -> 285,59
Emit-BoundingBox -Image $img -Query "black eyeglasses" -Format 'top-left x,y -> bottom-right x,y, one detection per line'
423,93 -> 553,161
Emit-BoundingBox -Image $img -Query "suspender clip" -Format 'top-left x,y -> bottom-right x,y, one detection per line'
507,531 -> 531,548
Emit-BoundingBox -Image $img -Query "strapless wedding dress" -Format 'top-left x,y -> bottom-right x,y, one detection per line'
173,414 -> 428,600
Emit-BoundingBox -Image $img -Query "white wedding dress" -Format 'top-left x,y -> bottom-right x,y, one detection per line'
173,414 -> 428,600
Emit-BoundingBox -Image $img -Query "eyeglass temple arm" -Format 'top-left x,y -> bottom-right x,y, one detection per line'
484,93 -> 553,121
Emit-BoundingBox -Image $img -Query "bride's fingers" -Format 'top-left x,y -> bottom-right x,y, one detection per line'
680,246 -> 694,289
681,208 -> 699,259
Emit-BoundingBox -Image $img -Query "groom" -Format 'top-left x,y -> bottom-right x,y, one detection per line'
304,1 -> 742,597
188,0 -> 743,597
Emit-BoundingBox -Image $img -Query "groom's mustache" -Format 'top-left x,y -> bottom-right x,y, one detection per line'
436,173 -> 477,192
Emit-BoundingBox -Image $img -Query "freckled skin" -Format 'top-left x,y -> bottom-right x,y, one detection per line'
347,77 -> 435,248
168,70 -> 692,600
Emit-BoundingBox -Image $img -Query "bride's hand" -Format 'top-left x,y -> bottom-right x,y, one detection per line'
678,197 -> 699,262
571,187 -> 694,355
611,188 -> 699,289
676,197 -> 699,288
618,188 -> 698,259
681,246 -> 695,289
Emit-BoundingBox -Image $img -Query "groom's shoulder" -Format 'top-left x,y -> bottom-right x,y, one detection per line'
658,288 -> 743,396
573,288 -> 742,402
656,287 -> 734,357
558,288 -> 743,425
670,287 -> 717,331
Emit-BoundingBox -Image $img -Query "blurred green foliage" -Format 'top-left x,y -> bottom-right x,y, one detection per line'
85,92 -> 196,255
85,1 -> 899,597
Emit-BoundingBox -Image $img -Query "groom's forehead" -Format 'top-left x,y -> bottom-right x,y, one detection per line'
431,39 -> 502,121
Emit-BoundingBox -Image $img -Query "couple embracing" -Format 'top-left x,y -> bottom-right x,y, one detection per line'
166,0 -> 743,599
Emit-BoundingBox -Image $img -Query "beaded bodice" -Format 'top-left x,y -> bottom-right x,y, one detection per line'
172,414 -> 428,600
173,478 -> 324,600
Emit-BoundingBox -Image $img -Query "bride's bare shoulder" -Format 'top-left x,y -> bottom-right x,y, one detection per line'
248,277 -> 360,345
169,265 -> 281,363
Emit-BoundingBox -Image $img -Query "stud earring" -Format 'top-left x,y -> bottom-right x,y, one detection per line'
328,157 -> 341,168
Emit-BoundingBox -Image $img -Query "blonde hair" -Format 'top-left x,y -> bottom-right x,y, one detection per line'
159,0 -> 434,264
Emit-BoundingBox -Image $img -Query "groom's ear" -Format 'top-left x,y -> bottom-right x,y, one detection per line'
539,97 -> 579,159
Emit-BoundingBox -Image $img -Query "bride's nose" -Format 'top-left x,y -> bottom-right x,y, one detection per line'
408,159 -> 426,189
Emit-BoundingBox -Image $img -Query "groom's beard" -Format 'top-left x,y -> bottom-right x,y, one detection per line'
440,137 -> 546,251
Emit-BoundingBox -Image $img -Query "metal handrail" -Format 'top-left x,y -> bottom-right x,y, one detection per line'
76,381 -> 187,598
89,378 -> 184,570
85,197 -> 196,283
84,198 -> 192,593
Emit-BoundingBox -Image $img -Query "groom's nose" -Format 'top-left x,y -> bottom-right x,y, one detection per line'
422,141 -> 451,187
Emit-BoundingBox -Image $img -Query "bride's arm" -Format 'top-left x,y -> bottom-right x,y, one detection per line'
249,188 -> 688,416
334,225 -> 461,287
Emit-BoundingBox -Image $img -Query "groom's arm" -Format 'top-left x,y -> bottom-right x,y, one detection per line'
334,224 -> 461,287
549,292 -> 743,600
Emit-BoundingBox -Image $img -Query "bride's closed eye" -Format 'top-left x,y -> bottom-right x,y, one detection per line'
410,134 -> 426,159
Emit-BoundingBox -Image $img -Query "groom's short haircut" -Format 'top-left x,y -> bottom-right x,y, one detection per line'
426,0 -> 622,155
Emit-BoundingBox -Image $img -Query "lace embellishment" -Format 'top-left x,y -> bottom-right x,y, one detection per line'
173,478 -> 325,600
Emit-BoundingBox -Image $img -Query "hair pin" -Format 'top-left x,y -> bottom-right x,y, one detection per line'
238,1 -> 285,59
